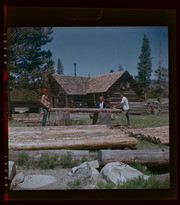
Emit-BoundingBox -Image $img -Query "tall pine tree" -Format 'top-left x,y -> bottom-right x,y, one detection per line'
7,27 -> 55,91
118,64 -> 124,71
57,58 -> 64,75
136,34 -> 152,91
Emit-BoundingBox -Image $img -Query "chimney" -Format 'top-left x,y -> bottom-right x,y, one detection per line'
74,63 -> 76,76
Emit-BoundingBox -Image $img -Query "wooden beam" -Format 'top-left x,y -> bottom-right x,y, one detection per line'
50,108 -> 121,113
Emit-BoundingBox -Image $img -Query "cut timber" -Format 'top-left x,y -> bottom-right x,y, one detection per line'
8,125 -> 138,150
50,108 -> 121,113
9,150 -> 90,162
48,111 -> 70,126
96,113 -> 111,127
125,126 -> 169,145
98,149 -> 169,167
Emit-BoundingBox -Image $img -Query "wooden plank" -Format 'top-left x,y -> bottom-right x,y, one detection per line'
98,149 -> 169,167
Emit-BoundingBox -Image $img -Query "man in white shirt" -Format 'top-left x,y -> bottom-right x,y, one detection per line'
114,93 -> 130,126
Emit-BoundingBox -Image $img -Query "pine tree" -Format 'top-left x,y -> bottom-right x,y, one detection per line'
7,27 -> 55,91
57,58 -> 64,75
109,69 -> 115,73
118,64 -> 124,71
136,34 -> 152,91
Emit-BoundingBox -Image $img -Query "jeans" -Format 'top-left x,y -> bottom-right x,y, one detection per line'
122,109 -> 130,125
42,107 -> 48,127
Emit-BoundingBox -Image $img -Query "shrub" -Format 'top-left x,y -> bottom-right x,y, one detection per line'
128,163 -> 151,175
61,152 -> 79,168
68,178 -> 81,189
96,180 -> 115,189
18,151 -> 30,167
117,175 -> 170,189
35,153 -> 58,169
81,156 -> 88,163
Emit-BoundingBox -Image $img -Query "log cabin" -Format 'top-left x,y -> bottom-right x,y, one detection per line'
48,71 -> 145,108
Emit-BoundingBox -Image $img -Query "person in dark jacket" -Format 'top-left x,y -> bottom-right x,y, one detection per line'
96,96 -> 106,108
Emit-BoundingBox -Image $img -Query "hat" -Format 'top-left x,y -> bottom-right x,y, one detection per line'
41,88 -> 47,95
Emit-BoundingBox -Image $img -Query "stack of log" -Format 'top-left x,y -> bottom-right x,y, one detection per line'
128,102 -> 146,115
125,126 -> 169,145
145,99 -> 169,114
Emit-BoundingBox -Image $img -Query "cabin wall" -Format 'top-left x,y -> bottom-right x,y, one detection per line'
48,78 -> 67,108
107,73 -> 144,107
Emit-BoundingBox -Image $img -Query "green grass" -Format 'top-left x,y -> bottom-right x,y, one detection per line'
96,180 -> 115,189
113,113 -> 169,128
96,175 -> 170,189
18,151 -> 30,167
70,118 -> 93,125
116,175 -> 170,189
8,119 -> 27,127
68,178 -> 81,189
34,153 -> 58,169
61,152 -> 79,168
135,138 -> 169,150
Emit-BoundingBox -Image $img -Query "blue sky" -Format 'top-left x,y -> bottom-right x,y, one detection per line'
43,26 -> 168,79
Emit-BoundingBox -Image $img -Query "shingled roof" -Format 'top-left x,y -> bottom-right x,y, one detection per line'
87,71 -> 125,93
52,74 -> 88,95
52,71 -> 127,95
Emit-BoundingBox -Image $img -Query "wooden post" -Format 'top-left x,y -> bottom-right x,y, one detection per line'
93,112 -> 99,124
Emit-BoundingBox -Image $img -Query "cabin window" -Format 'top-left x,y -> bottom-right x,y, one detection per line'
51,82 -> 56,93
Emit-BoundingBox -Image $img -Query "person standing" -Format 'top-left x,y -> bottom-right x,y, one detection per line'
96,96 -> 106,108
41,88 -> 50,127
114,93 -> 130,126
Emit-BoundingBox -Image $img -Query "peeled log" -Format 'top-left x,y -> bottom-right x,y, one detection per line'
9,126 -> 138,150
50,108 -> 121,113
9,135 -> 137,150
98,149 -> 169,167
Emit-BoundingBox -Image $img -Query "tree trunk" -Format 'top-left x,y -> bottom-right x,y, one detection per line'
48,111 -> 70,126
96,112 -> 111,127
98,149 -> 169,167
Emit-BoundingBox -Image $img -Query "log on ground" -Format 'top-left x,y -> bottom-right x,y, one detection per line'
98,149 -> 169,167
8,126 -> 138,150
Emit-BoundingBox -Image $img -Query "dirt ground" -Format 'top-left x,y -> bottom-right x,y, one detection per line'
13,165 -> 71,190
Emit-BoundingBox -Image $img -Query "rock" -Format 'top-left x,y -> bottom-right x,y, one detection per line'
67,162 -> 100,188
100,162 -> 149,185
18,174 -> 56,189
8,161 -> 16,181
10,172 -> 25,190
88,160 -> 99,169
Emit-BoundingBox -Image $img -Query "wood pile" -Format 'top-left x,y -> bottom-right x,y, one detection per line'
8,125 -> 138,150
146,101 -> 169,114
128,102 -> 146,115
125,126 -> 169,145
98,149 -> 169,167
